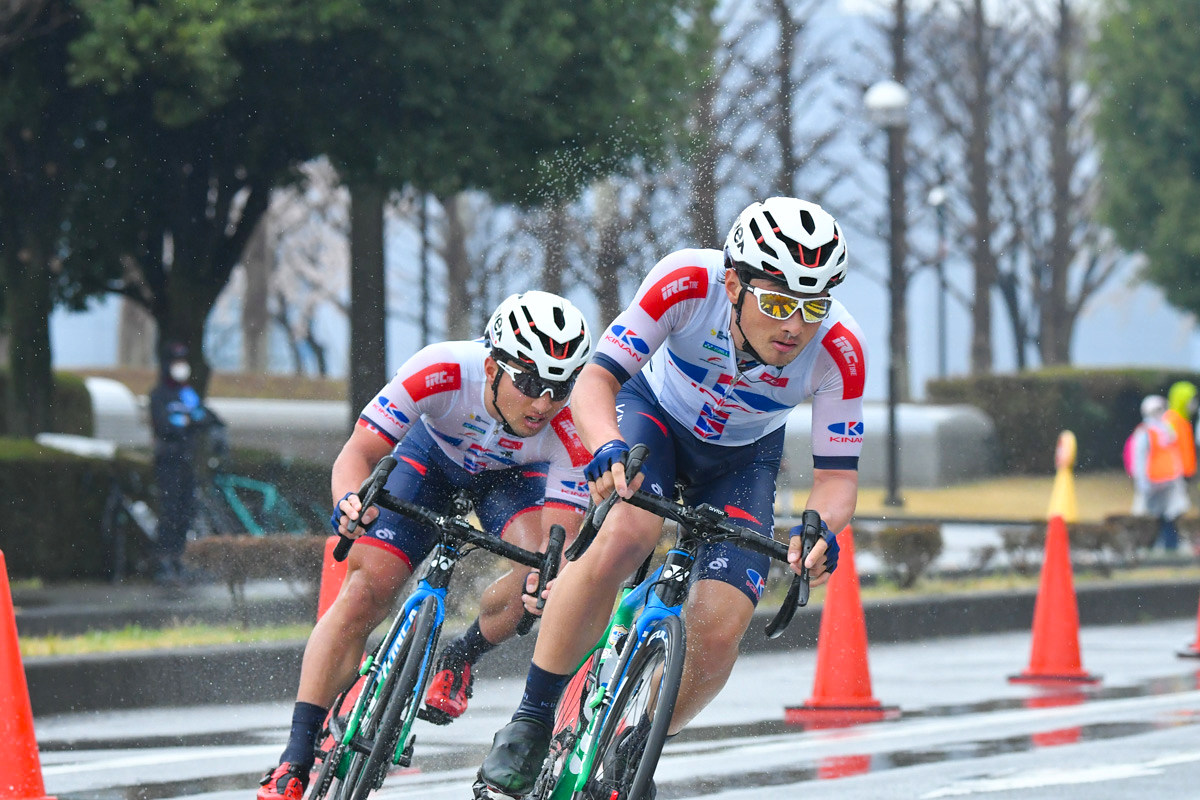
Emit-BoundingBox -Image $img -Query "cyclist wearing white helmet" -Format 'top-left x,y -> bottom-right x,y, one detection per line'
480,198 -> 867,797
259,292 -> 592,800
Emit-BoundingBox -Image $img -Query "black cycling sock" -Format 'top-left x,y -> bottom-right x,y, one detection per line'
279,701 -> 328,769
513,661 -> 572,729
442,618 -> 497,668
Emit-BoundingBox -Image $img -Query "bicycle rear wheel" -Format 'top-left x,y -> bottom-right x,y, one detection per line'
348,595 -> 440,800
585,614 -> 684,800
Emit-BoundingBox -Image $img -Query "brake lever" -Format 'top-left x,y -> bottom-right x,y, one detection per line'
333,454 -> 398,562
796,508 -> 823,607
516,523 -> 567,636
764,509 -> 822,639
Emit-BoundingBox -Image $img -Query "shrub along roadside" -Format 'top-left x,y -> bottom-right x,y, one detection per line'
927,367 -> 1200,474
0,371 -> 93,437
0,438 -> 153,580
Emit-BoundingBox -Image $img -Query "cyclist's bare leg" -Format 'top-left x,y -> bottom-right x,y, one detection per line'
530,501 -> 663,673
477,509 -> 545,643
296,543 -> 411,708
669,579 -> 754,733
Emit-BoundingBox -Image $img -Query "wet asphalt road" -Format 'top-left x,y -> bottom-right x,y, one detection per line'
36,618 -> 1200,800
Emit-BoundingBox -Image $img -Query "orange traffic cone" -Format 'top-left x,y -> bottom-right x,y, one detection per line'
784,527 -> 899,727
1178,594 -> 1200,658
1009,515 -> 1100,684
0,550 -> 55,800
317,536 -> 349,620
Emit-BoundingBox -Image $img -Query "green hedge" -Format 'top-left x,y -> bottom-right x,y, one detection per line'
927,367 -> 1200,474
0,438 -> 153,580
0,371 -> 93,437
0,436 -> 327,581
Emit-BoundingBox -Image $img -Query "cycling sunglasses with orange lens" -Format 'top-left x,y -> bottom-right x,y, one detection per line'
496,359 -> 574,401
742,283 -> 831,323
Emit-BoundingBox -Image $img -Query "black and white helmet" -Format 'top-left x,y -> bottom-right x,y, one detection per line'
487,291 -> 592,381
724,197 -> 848,294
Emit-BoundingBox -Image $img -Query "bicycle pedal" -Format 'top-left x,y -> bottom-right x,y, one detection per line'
417,705 -> 454,726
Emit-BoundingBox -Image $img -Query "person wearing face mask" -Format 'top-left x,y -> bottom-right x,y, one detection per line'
149,341 -> 217,585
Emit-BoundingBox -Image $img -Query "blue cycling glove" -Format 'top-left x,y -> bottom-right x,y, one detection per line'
329,490 -> 357,535
789,519 -> 839,575
584,439 -> 630,482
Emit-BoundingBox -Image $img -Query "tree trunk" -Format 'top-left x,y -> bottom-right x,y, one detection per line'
241,215 -> 271,373
3,247 -> 54,436
441,193 -> 475,341
592,180 -> 626,329
967,0 -> 995,374
117,297 -> 156,368
1039,0 -> 1074,366
348,181 -> 387,426
538,203 -> 568,296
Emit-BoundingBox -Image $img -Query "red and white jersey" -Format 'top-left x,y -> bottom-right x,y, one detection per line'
593,248 -> 868,466
358,340 -> 591,508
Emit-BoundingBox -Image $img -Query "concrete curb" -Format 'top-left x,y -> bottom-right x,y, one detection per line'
26,579 -> 1200,717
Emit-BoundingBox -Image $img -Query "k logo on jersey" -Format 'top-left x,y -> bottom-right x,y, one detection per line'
605,325 -> 650,363
375,396 -> 410,426
828,421 -> 864,443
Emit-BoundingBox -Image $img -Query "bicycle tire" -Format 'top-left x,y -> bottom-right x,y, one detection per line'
348,595 -> 440,800
319,598 -> 434,800
585,614 -> 684,800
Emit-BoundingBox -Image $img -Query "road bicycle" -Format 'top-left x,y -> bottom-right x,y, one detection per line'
309,454 -> 567,800
475,444 -> 820,800
192,419 -> 309,536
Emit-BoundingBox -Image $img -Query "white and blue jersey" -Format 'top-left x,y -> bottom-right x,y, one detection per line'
354,339 -> 591,568
594,248 -> 867,469
592,248 -> 868,604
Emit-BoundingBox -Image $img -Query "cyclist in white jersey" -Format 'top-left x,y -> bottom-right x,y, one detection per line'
259,292 -> 592,800
481,197 -> 866,798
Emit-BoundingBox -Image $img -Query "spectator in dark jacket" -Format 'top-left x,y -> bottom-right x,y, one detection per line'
149,342 -> 216,583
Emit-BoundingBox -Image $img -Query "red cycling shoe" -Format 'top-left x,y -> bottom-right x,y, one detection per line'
257,762 -> 309,800
422,657 -> 473,725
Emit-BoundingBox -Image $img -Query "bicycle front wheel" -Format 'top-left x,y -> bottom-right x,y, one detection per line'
349,595 -> 440,800
585,614 -> 684,800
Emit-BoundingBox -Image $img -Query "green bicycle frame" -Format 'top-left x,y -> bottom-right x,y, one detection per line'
551,577 -> 647,799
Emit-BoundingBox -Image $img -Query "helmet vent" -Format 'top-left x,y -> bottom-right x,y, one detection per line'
508,311 -> 534,350
747,219 -> 778,259
798,209 -> 816,234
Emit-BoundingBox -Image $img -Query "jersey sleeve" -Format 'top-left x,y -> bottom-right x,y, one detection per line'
808,319 -> 869,470
357,343 -> 463,445
542,409 -> 591,510
593,250 -> 713,384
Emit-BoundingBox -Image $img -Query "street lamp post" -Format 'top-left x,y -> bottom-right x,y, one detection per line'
927,183 -> 948,378
864,79 -> 909,509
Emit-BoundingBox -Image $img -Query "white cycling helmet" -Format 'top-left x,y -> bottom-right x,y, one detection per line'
724,197 -> 848,294
487,291 -> 592,382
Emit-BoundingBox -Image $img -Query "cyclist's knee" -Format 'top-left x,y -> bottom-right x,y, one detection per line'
336,566 -> 405,629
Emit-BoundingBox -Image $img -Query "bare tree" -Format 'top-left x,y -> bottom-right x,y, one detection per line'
996,0 -> 1125,366
915,0 -> 1032,374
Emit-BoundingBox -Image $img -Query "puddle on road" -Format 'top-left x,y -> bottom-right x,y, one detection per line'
49,670 -> 1200,800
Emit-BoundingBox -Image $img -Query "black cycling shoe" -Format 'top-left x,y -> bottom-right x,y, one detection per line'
478,717 -> 552,797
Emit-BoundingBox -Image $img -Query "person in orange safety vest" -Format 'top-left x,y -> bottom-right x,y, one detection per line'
1130,394 -> 1189,551
1165,380 -> 1198,481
